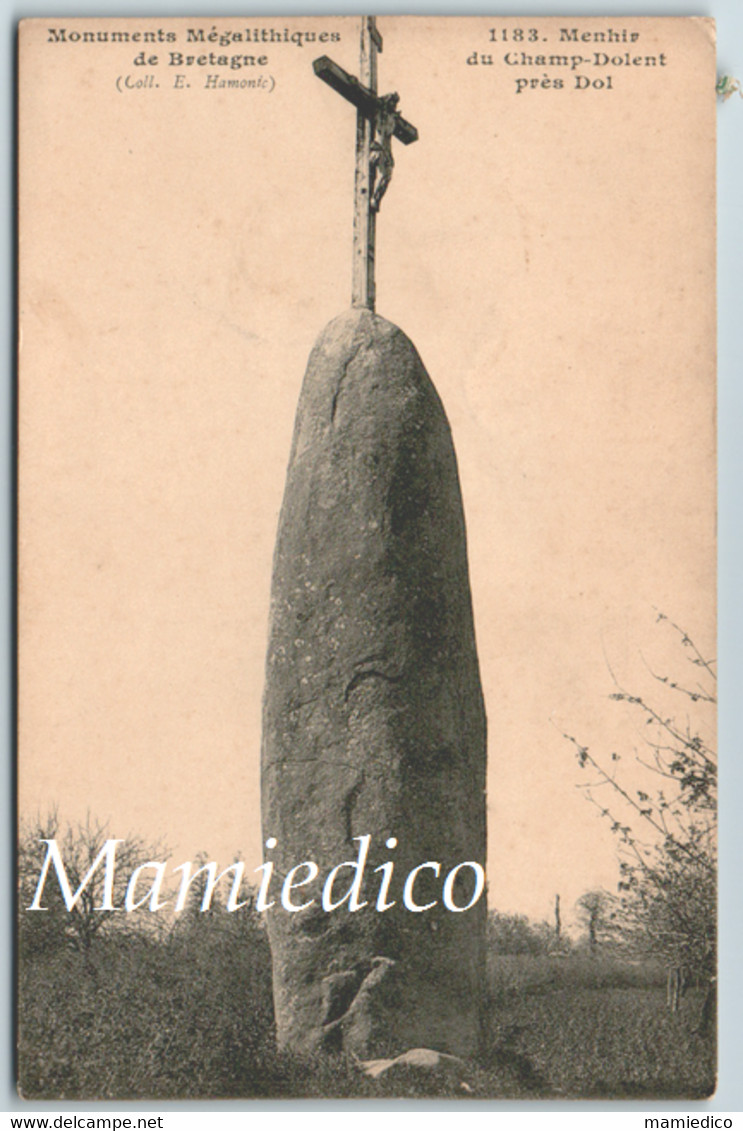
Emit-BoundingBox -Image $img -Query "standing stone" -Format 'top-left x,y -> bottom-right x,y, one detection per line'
262,307 -> 487,1059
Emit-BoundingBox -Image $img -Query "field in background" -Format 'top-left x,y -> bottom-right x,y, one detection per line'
483,954 -> 714,1099
17,929 -> 716,1100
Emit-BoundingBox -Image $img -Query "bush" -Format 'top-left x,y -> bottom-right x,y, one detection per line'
487,911 -> 560,956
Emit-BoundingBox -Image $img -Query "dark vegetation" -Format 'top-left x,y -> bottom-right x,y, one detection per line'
18,848 -> 715,1100
563,615 -> 716,986
18,619 -> 715,1099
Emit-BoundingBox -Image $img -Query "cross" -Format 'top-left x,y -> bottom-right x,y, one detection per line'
313,17 -> 418,312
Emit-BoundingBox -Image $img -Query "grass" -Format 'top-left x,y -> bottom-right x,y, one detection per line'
482,954 -> 714,1099
17,939 -> 715,1100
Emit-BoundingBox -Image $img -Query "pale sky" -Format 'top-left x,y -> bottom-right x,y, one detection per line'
19,16 -> 715,931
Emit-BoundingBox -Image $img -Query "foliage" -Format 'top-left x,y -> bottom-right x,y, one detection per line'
487,911 -> 562,956
482,954 -> 713,1098
574,890 -> 620,952
565,614 -> 716,976
18,812 -> 169,958
487,951 -> 664,998
486,980 -> 714,1098
18,819 -> 274,1099
18,918 -> 276,1099
19,934 -> 714,1099
17,808 -> 715,1099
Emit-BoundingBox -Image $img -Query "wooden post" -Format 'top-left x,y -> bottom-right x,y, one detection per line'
352,17 -> 379,310
313,18 -> 417,312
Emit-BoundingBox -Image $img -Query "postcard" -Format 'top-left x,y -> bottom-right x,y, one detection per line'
17,16 -> 716,1099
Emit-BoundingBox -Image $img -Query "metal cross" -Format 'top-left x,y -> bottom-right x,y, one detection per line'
313,17 -> 418,312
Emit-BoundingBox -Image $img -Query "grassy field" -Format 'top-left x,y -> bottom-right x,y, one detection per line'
17,938 -> 715,1100
482,955 -> 715,1099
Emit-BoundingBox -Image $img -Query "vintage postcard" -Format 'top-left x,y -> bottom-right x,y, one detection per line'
18,16 -> 716,1099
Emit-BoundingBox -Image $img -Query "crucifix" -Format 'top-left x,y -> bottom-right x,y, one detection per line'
313,17 -> 418,312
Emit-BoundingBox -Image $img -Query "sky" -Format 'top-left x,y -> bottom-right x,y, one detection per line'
18,15 -> 716,931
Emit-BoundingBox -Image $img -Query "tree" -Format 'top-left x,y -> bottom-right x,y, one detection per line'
487,910 -> 558,956
564,614 -> 716,1013
18,811 -> 168,957
575,889 -> 618,953
168,850 -> 262,941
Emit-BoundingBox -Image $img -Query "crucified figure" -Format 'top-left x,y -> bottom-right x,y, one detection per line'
369,93 -> 400,213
